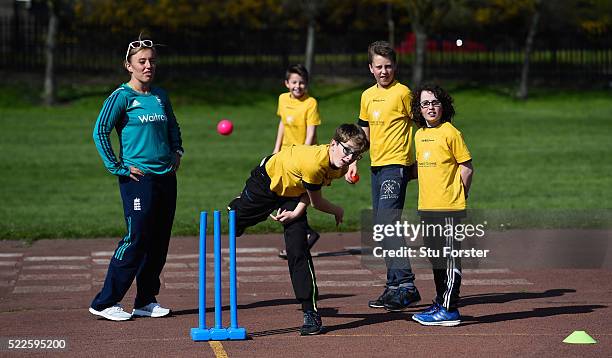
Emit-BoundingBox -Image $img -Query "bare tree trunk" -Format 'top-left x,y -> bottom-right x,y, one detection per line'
305,19 -> 315,75
43,0 -> 58,106
412,23 -> 427,89
387,2 -> 395,48
517,0 -> 541,100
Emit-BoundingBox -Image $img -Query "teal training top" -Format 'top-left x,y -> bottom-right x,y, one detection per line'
93,84 -> 183,176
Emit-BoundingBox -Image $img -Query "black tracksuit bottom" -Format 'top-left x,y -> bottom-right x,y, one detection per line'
420,214 -> 463,311
228,158 -> 318,312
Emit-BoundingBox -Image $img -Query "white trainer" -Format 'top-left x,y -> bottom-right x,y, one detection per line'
89,305 -> 132,321
132,303 -> 171,318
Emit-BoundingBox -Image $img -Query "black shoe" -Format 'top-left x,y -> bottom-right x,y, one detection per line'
368,287 -> 395,308
278,249 -> 288,259
300,310 -> 323,336
384,287 -> 421,312
306,229 -> 320,250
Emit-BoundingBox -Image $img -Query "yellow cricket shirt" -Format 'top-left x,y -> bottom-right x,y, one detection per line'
277,93 -> 321,147
415,122 -> 472,211
265,144 -> 345,197
359,80 -> 414,167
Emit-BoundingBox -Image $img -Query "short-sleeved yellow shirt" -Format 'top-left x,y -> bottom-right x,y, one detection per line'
415,122 -> 472,211
277,93 -> 321,147
359,81 -> 414,166
265,144 -> 345,197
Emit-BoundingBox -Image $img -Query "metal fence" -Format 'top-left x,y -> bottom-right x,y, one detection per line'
1,15 -> 610,85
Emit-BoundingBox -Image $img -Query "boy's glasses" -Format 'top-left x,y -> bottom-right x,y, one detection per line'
420,100 -> 442,109
125,40 -> 154,62
338,141 -> 362,160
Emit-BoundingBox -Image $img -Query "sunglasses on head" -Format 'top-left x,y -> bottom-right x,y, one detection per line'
125,40 -> 154,62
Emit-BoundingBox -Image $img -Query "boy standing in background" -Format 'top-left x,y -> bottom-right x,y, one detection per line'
274,64 -> 321,255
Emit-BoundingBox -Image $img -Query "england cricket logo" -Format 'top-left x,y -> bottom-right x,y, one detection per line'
133,198 -> 141,211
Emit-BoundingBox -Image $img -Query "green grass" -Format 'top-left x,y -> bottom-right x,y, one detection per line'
1,79 -> 611,241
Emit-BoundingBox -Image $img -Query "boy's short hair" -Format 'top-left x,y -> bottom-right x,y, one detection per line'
285,64 -> 309,83
410,84 -> 456,128
333,124 -> 369,153
368,41 -> 396,65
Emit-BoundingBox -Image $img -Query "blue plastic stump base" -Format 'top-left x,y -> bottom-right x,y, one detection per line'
227,327 -> 248,340
190,327 -> 248,341
190,328 -> 211,341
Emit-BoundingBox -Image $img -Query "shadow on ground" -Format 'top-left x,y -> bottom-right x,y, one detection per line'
172,293 -> 354,316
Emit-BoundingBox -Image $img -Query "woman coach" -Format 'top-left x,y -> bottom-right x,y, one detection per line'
89,36 -> 184,321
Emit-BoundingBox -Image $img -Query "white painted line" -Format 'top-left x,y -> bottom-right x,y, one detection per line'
24,256 -> 89,262
165,282 -> 198,290
463,268 -> 511,274
165,271 -> 200,278
13,284 -> 91,293
91,251 -> 114,257
22,264 -> 89,270
317,269 -> 372,275
233,257 -> 360,265
92,259 -> 110,265
0,261 -> 18,267
463,279 -> 533,285
164,263 -> 189,269
236,267 -> 372,275
167,254 -> 199,260
0,253 -> 23,258
18,273 -> 91,281
317,280 -> 384,287
238,275 -> 289,282
311,259 -> 361,266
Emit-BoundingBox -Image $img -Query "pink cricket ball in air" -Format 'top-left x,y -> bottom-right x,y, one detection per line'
217,119 -> 233,136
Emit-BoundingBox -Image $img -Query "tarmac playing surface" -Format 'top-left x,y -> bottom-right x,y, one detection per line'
1,232 -> 611,357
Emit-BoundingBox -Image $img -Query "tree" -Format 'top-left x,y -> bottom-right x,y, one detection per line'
516,0 -> 541,99
302,0 -> 321,75
405,0 -> 451,88
43,0 -> 59,106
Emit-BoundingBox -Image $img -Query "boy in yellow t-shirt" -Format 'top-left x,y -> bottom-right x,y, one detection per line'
273,64 -> 322,255
229,124 -> 369,336
273,64 -> 320,153
410,84 -> 474,327
347,41 -> 420,312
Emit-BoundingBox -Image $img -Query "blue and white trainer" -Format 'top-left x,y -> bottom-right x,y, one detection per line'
419,301 -> 441,315
412,306 -> 461,326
